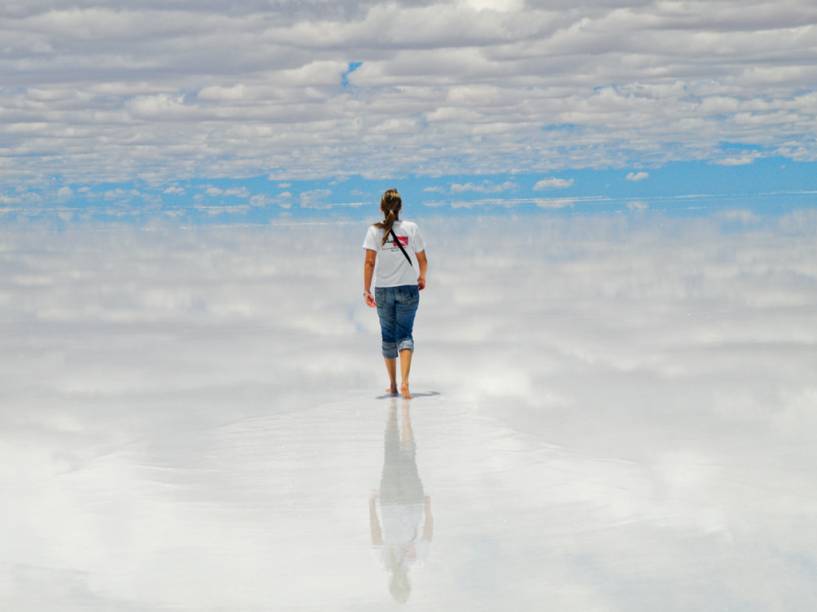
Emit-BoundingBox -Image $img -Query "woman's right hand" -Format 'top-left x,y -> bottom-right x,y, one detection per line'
417,275 -> 426,290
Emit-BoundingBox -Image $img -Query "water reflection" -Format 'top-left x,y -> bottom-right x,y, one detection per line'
369,398 -> 433,603
2,215 -> 816,610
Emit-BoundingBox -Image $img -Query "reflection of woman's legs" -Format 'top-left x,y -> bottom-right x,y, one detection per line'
400,398 -> 414,446
380,400 -> 424,505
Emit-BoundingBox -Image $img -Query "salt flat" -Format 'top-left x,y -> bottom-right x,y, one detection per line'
1,212 -> 816,610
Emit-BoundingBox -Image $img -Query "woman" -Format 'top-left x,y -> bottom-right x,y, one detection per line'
363,188 -> 428,399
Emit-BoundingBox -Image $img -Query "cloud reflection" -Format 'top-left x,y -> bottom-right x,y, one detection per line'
0,210 -> 816,610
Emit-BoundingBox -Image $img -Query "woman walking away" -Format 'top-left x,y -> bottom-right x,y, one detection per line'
363,188 -> 428,400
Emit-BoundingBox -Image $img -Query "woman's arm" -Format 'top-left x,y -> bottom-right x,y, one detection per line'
416,250 -> 428,290
363,249 -> 377,307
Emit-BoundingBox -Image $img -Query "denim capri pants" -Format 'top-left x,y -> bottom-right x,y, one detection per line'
374,285 -> 419,358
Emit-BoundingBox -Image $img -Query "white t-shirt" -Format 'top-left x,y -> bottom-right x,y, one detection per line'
362,220 -> 425,288
371,501 -> 431,570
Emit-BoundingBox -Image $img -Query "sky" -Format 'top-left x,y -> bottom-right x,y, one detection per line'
2,213 -> 816,609
4,6 -> 817,608
2,0 -> 817,222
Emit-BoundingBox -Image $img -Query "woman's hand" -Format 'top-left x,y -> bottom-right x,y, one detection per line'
416,251 -> 428,290
364,290 -> 377,307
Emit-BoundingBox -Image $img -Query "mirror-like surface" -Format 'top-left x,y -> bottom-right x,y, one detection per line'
1,212 -> 816,610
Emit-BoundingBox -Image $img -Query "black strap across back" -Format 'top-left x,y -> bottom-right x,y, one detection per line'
390,228 -> 413,267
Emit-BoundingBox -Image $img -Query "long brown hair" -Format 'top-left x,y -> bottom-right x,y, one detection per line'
374,188 -> 402,246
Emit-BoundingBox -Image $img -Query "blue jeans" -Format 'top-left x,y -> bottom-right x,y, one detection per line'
375,285 -> 419,358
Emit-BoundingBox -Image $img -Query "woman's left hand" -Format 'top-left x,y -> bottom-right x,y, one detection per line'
364,291 -> 377,307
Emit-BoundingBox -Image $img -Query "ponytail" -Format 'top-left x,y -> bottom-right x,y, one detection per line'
374,188 -> 402,245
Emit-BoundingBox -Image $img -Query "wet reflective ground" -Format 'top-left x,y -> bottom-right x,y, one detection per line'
2,212 -> 817,610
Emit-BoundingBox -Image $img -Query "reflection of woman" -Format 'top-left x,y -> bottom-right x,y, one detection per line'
362,188 -> 428,399
369,398 -> 433,604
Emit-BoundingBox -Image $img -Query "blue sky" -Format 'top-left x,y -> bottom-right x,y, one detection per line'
4,155 -> 816,224
1,1 -> 817,223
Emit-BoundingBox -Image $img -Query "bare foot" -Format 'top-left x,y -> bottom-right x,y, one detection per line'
386,384 -> 398,395
400,382 -> 412,399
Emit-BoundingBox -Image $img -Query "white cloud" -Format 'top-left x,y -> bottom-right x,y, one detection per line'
125,94 -> 191,120
203,186 -> 250,198
462,0 -> 525,12
1,2 -> 817,189
102,188 -> 136,202
449,180 -> 516,193
299,188 -> 332,209
534,198 -> 574,208
244,192 -> 296,208
193,204 -> 250,216
197,84 -> 247,101
713,152 -> 763,166
718,209 -> 760,223
249,194 -> 271,207
627,200 -> 649,210
534,177 -> 574,190
626,172 -> 649,182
